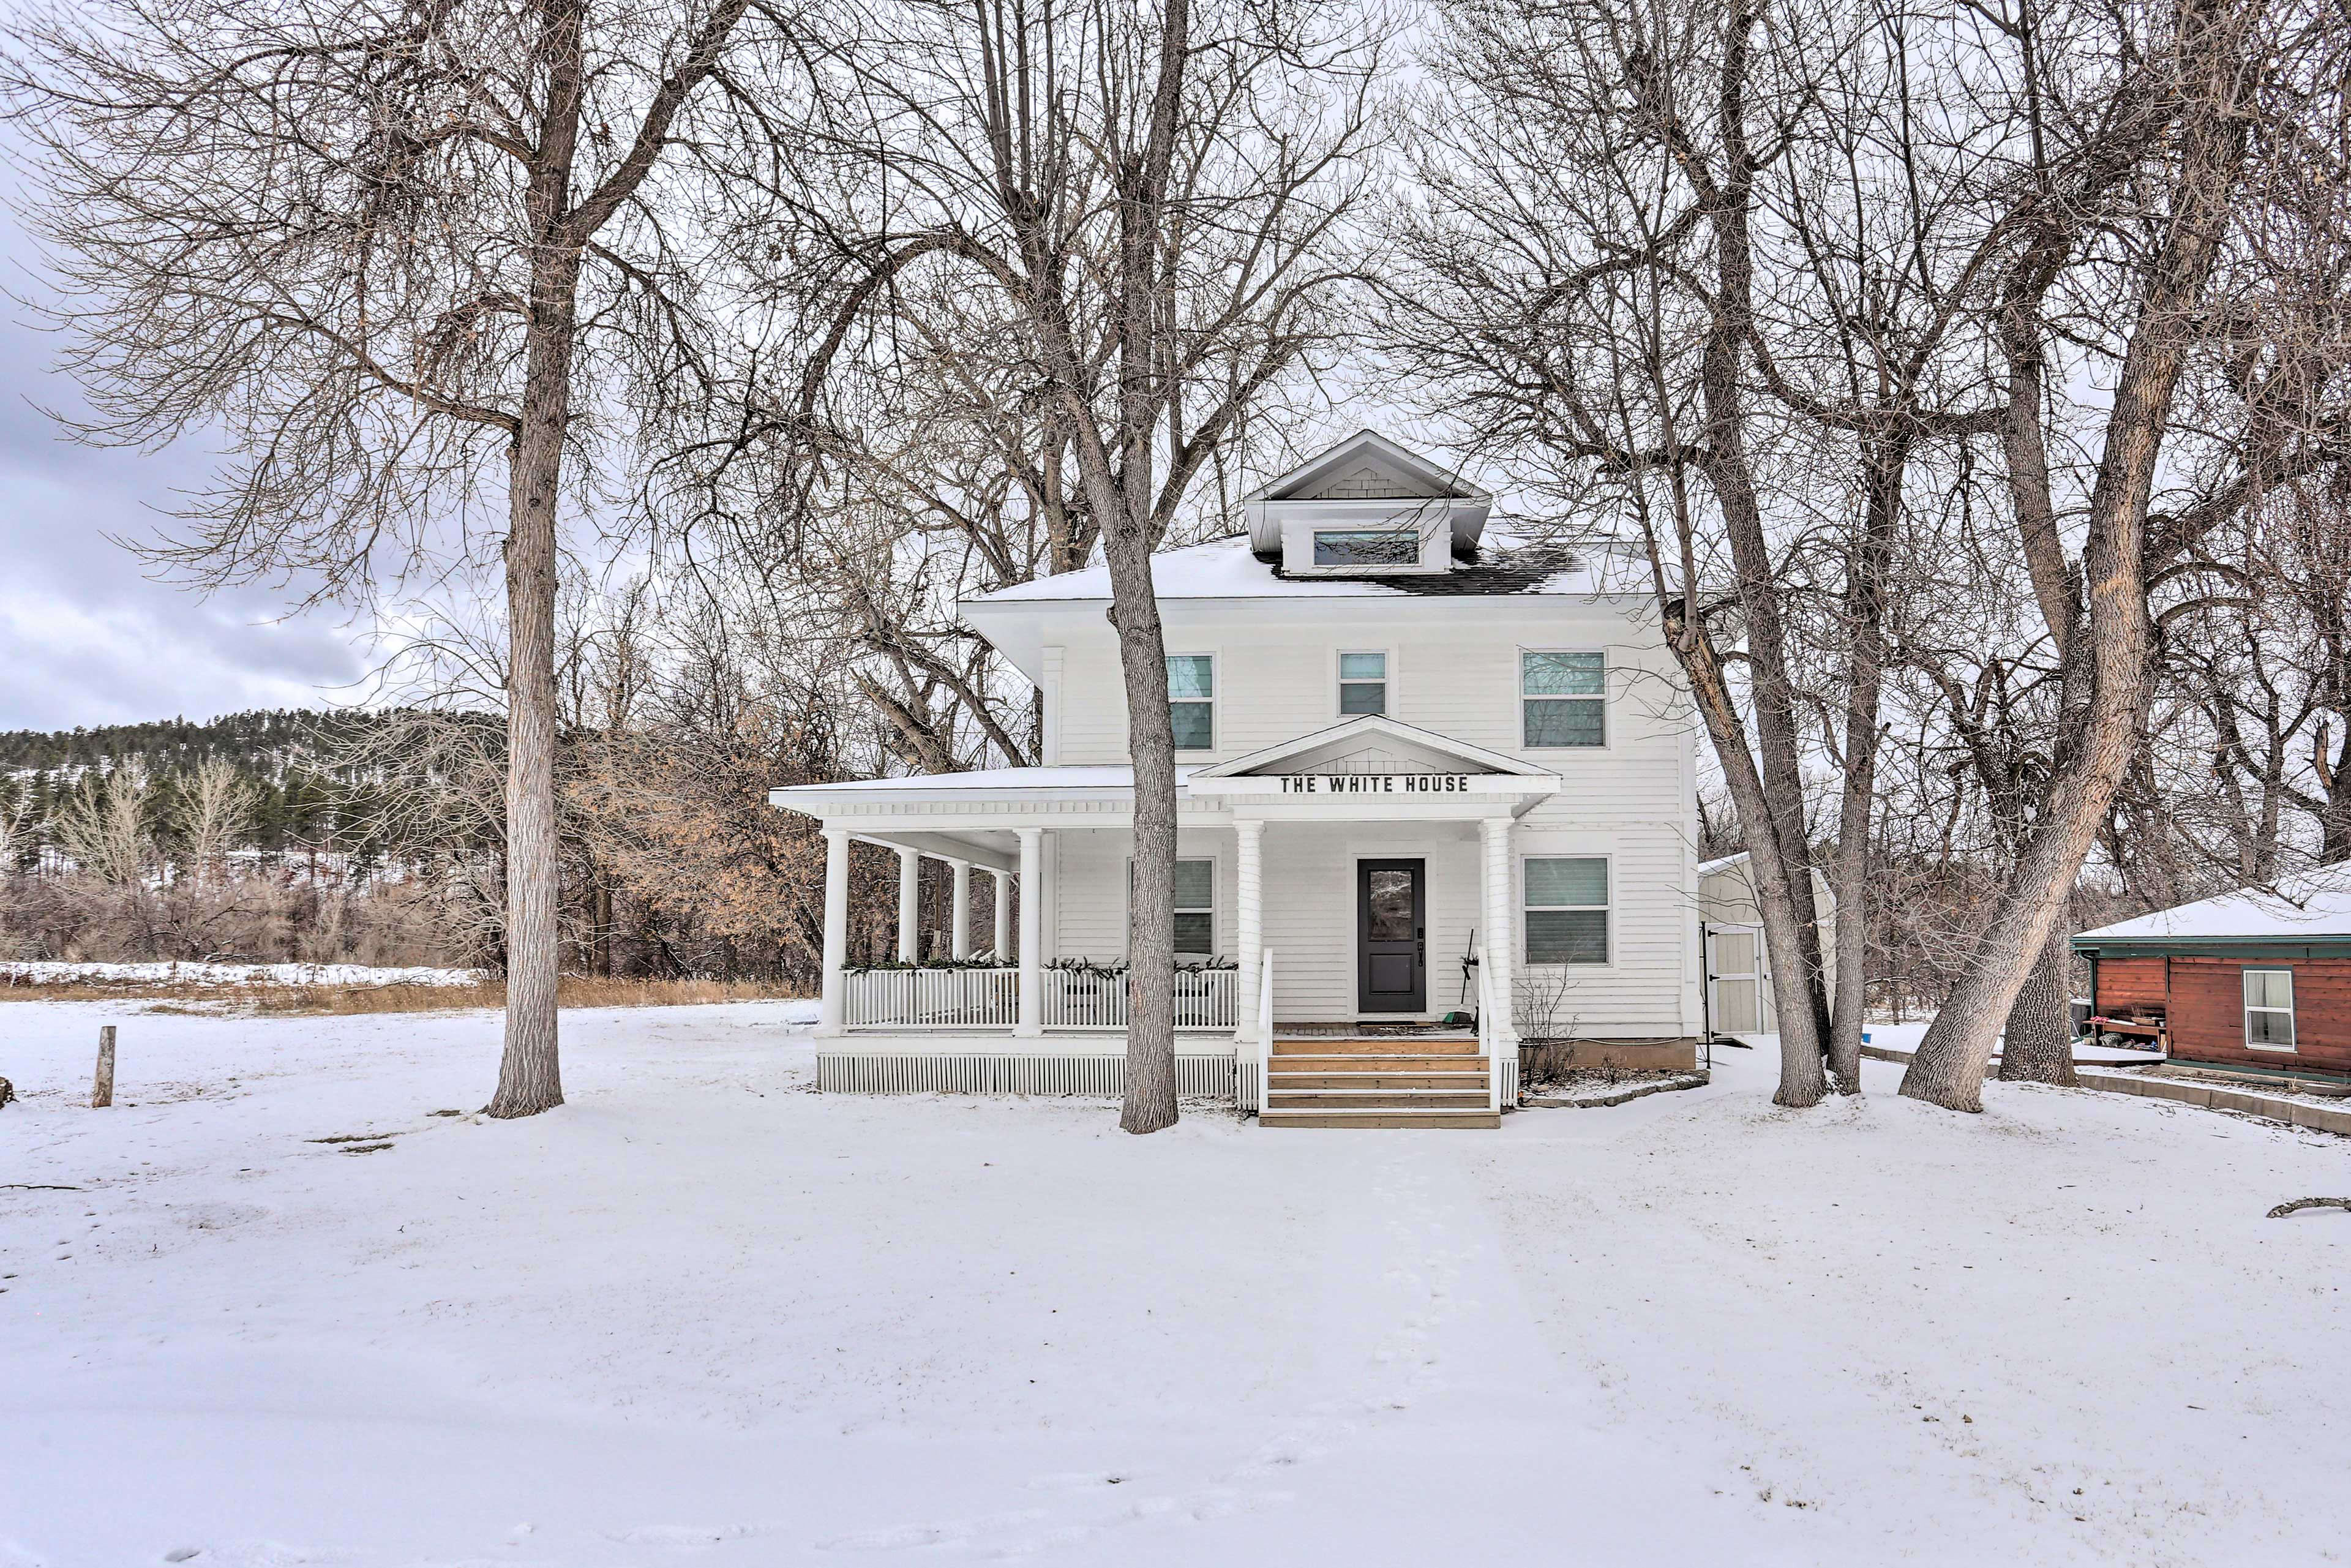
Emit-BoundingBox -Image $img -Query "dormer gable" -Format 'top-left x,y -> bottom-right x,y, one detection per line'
1242,430 -> 1492,578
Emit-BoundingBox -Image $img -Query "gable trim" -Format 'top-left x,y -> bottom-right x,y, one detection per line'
1244,430 -> 1490,505
1186,714 -> 1555,783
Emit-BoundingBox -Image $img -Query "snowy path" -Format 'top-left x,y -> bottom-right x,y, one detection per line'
2,1001 -> 2347,1566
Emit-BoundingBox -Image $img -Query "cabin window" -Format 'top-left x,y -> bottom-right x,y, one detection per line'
2244,968 -> 2297,1050
1167,654 -> 1215,751
1524,856 -> 1609,964
1521,651 -> 1606,748
1338,651 -> 1388,716
1313,528 -> 1417,568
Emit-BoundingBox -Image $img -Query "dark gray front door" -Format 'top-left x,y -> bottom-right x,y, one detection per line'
1357,859 -> 1426,1013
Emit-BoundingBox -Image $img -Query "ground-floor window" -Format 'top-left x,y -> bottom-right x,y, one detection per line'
1131,855 -> 1218,959
1524,856 -> 1609,964
2244,967 -> 2297,1050
1174,857 -> 1216,958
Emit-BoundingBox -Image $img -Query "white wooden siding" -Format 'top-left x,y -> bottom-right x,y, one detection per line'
1049,613 -> 1688,771
1028,597 -> 1697,1035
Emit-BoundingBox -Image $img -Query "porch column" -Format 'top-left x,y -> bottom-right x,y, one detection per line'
949,860 -> 972,959
818,828 -> 850,1037
1479,816 -> 1520,1045
896,847 -> 921,963
989,868 -> 1011,959
1232,818 -> 1264,1046
1015,827 -> 1044,1036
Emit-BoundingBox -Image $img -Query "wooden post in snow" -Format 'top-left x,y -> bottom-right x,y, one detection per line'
91,1025 -> 114,1108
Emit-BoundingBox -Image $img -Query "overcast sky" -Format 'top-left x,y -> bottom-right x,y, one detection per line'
0,197 -> 370,735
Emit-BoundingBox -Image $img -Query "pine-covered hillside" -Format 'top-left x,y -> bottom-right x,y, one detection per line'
0,708 -> 421,855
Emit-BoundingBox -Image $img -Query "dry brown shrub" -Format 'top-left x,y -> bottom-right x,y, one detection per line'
0,975 -> 806,1013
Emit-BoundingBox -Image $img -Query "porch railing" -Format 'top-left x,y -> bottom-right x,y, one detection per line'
1042,966 -> 1239,1031
844,966 -> 1018,1029
1477,951 -> 1504,1114
842,964 -> 1237,1031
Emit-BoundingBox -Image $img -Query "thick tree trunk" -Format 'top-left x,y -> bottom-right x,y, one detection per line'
1827,437 -> 1909,1094
487,0 -> 585,1120
1107,539 -> 1180,1133
1997,929 -> 2076,1084
1675,615 -> 1828,1106
489,332 -> 571,1117
1687,0 -> 1832,1100
1900,0 -> 2251,1108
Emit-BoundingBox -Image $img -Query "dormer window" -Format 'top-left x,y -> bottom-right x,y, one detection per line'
1313,528 -> 1417,568
1243,430 -> 1493,579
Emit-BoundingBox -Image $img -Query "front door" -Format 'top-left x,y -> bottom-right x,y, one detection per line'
1357,859 -> 1427,1014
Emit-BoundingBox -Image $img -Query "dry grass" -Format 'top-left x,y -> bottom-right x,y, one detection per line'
1,975 -> 806,1015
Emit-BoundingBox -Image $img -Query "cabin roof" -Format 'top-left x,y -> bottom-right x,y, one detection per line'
2075,869 -> 2351,944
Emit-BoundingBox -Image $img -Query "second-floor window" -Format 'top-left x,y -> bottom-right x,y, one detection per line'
1168,654 -> 1215,750
1339,651 -> 1387,715
1522,651 -> 1605,748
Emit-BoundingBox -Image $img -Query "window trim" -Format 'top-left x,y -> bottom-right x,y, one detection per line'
1125,852 -> 1220,960
1166,651 -> 1217,753
1520,648 -> 1609,751
2243,966 -> 2297,1052
1520,853 -> 1612,967
1335,647 -> 1392,719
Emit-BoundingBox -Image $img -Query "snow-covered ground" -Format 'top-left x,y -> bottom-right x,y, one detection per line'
4,961 -> 481,989
2,1001 -> 2347,1567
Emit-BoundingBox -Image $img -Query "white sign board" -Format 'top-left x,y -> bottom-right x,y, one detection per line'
1275,773 -> 1472,795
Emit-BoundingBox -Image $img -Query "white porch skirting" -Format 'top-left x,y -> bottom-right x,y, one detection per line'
814,1049 -> 1517,1106
817,1051 -> 1240,1098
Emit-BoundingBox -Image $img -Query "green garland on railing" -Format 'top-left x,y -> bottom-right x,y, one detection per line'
1043,955 -> 1237,977
844,954 -> 1239,977
841,953 -> 1011,975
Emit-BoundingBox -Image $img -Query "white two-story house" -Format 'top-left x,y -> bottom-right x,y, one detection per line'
771,431 -> 1707,1127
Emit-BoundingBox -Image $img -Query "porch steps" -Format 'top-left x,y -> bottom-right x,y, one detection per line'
1261,1037 -> 1501,1129
1270,1035 -> 1479,1055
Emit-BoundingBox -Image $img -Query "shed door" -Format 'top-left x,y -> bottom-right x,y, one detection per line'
1708,926 -> 1766,1035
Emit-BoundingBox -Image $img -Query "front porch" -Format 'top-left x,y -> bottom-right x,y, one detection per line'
773,717 -> 1563,1123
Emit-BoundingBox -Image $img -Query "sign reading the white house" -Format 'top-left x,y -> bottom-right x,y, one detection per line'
1277,772 -> 1472,794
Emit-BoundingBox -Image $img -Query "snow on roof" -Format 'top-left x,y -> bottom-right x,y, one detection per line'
2075,869 -> 2351,942
1697,852 -> 1751,877
961,533 -> 1614,607
772,765 -> 1198,798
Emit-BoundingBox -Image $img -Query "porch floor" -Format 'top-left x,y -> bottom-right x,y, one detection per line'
1272,1021 -> 1477,1041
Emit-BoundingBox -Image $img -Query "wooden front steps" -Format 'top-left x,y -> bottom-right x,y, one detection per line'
1260,1037 -> 1500,1129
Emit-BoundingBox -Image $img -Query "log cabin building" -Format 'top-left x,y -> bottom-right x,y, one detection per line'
2072,873 -> 2351,1082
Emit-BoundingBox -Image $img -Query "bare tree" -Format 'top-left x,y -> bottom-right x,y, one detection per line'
8,0 -> 794,1114
748,0 -> 1385,1131
52,767 -> 152,887
1898,0 -> 2351,1106
174,757 -> 258,890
